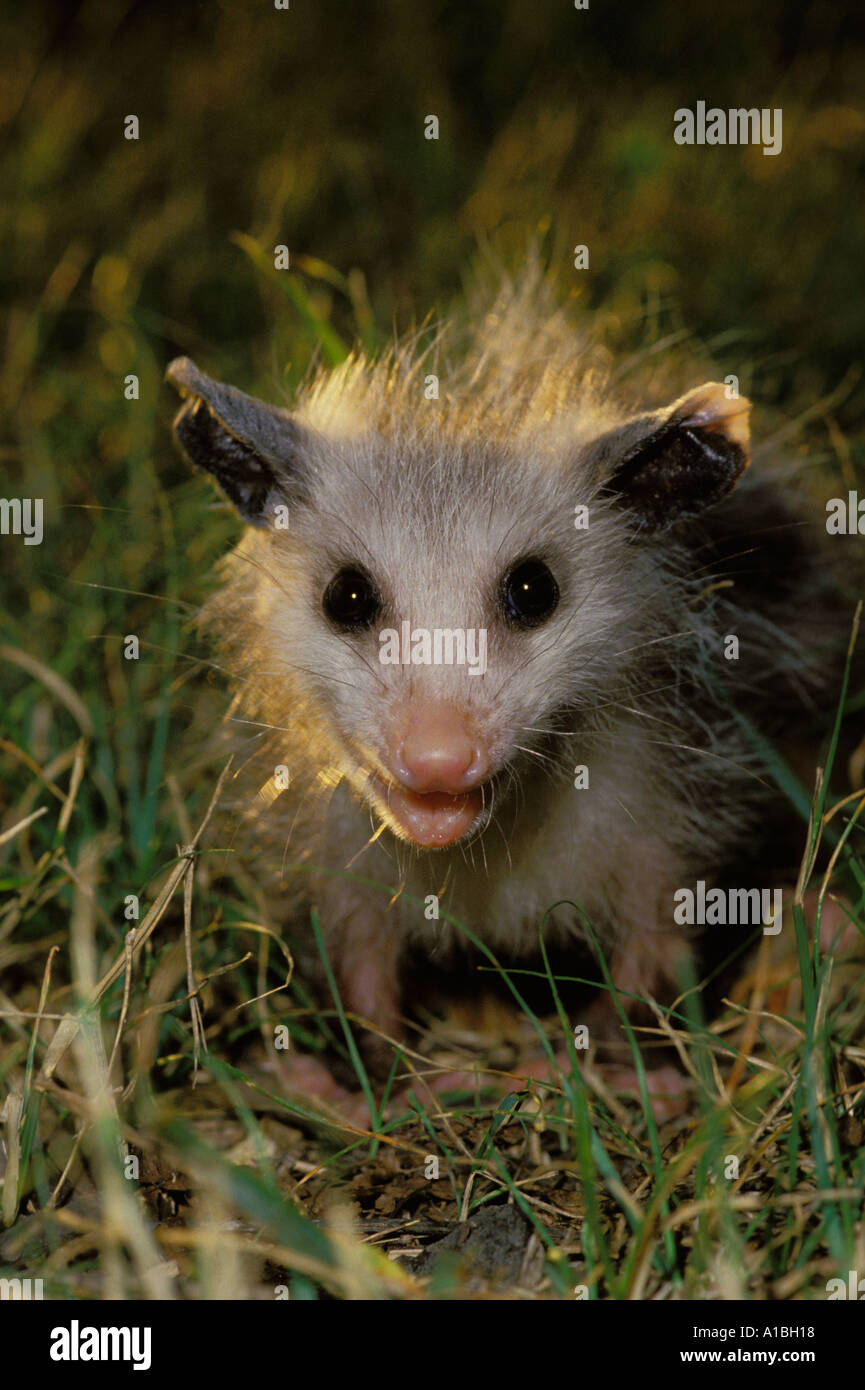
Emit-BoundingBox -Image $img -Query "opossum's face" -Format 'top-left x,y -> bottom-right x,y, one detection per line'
168,358 -> 750,850
305,509 -> 588,849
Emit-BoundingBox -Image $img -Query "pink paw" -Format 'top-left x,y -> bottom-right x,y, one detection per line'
804,891 -> 861,954
598,1063 -> 690,1121
268,1051 -> 374,1129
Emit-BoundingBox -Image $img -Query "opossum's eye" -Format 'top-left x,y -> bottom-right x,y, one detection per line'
501,558 -> 560,627
322,567 -> 381,631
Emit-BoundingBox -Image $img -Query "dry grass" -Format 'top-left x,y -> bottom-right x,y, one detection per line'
1,636 -> 864,1299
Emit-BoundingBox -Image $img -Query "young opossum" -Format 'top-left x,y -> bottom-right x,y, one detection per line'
167,269 -> 849,1102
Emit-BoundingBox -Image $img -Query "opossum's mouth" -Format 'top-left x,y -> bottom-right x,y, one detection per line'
367,772 -> 489,849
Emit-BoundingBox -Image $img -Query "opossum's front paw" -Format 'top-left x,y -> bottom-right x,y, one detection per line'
404,1051 -> 690,1124
809,890 -> 860,954
496,1052 -> 691,1123
268,1051 -> 375,1129
269,1047 -> 440,1130
592,1062 -> 691,1121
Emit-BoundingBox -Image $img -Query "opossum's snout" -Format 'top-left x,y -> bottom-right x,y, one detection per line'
389,701 -> 489,791
375,699 -> 491,848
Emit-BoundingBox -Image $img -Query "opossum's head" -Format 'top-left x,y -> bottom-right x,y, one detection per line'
168,356 -> 750,850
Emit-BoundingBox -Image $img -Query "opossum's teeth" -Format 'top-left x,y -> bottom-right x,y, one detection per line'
359,697 -> 492,845
384,783 -> 485,848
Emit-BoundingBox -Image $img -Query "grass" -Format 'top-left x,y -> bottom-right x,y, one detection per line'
1,491 -> 864,1296
2,3 -> 865,1299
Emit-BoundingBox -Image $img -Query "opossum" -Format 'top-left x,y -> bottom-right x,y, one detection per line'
166,267 -> 851,1101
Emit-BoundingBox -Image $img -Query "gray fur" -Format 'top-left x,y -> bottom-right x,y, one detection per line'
168,266 -> 850,1062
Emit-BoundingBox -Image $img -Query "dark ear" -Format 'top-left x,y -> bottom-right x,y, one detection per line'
598,383 -> 751,533
165,357 -> 308,526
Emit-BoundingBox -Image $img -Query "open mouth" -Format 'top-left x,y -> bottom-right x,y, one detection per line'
368,773 -> 488,848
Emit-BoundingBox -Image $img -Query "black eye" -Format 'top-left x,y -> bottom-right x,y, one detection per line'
322,567 -> 381,630
501,558 -> 560,627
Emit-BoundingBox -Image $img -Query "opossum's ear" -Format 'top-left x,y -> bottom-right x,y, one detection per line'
165,357 -> 308,527
601,383 -> 750,533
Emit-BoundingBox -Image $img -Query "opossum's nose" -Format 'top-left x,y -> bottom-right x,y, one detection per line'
388,703 -> 489,793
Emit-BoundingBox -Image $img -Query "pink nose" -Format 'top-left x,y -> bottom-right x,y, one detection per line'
387,702 -> 489,793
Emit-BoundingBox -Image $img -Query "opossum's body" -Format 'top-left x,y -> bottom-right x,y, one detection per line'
167,269 -> 848,1077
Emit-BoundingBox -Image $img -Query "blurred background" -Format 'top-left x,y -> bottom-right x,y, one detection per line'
1,1 -> 864,1300
1,0 -> 864,1019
